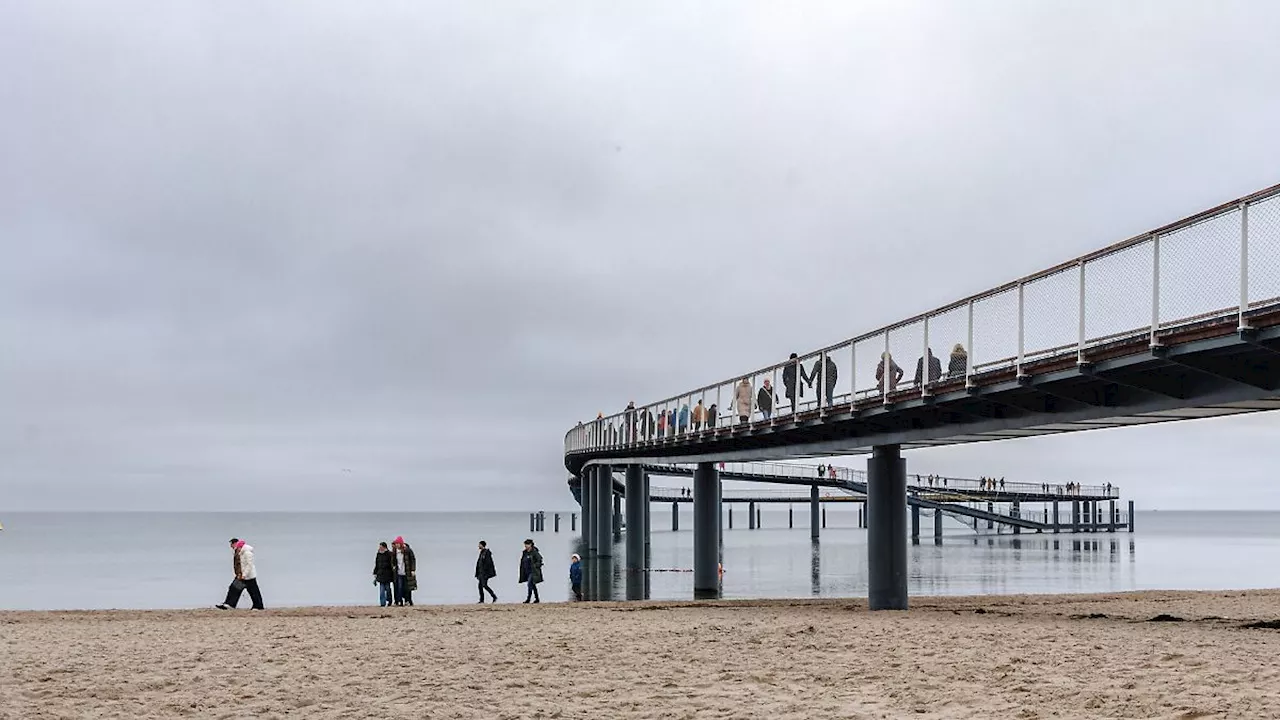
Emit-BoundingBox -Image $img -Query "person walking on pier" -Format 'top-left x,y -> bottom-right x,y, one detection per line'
519,539 -> 544,604
373,541 -> 396,607
692,399 -> 706,431
914,349 -> 942,389
624,401 -> 637,443
476,540 -> 498,603
707,403 -> 718,429
757,379 -> 777,420
807,354 -> 839,407
569,553 -> 583,601
876,352 -> 904,394
782,353 -> 804,413
216,538 -> 264,610
947,344 -> 968,380
734,378 -> 753,423
392,536 -> 416,606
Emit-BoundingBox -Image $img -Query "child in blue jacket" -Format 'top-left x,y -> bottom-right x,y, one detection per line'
569,554 -> 583,600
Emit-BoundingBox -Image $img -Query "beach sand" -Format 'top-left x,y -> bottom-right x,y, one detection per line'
3,591 -> 1280,719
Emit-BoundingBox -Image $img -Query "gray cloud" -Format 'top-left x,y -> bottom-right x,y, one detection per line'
4,1 -> 1280,510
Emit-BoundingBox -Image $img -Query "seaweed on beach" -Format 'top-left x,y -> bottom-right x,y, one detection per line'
1148,614 -> 1185,622
1240,619 -> 1280,630
1070,612 -> 1109,619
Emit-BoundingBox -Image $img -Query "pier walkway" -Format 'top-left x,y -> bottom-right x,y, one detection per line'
567,182 -> 1280,608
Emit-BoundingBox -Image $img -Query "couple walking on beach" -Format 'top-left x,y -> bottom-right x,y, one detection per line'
477,538 -> 545,604
372,537 -> 418,606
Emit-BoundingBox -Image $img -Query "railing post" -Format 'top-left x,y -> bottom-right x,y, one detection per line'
850,341 -> 857,407
922,315 -> 931,396
1151,234 -> 1161,347
883,331 -> 891,404
1077,260 -> 1087,364
819,351 -> 828,414
772,366 -> 779,424
965,300 -> 974,387
1016,282 -> 1025,377
1240,200 -> 1250,329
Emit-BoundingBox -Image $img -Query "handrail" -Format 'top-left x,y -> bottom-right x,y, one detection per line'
567,182 -> 1280,458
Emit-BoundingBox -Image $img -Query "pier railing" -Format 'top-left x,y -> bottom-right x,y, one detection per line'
567,183 -> 1280,458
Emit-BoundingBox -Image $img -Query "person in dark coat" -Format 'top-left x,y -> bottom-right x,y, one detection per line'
807,355 -> 838,407
756,379 -> 777,420
569,553 -> 583,601
782,353 -> 804,413
914,349 -> 943,388
373,541 -> 396,607
475,540 -> 498,603
518,539 -> 544,603
391,536 -> 417,606
947,344 -> 968,379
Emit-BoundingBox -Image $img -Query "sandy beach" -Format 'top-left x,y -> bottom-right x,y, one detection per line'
3,591 -> 1279,719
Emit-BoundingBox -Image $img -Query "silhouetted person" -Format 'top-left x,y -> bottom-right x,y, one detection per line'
624,402 -> 637,443
914,349 -> 942,388
519,539 -> 543,603
876,352 -> 904,394
707,403 -> 718,429
807,354 -> 838,407
782,353 -> 804,413
476,540 -> 498,603
948,344 -> 968,380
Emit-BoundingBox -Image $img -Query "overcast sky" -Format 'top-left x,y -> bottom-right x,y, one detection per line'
4,2 -> 1280,511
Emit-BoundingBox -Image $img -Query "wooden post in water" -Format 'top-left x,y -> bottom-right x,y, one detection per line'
672,501 -> 679,531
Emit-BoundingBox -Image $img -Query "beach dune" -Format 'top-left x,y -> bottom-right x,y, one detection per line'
3,591 -> 1280,719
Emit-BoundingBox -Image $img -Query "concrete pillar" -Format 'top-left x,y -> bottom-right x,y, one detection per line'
642,472 -> 651,560
672,501 -> 679,531
910,504 -> 920,543
571,513 -> 577,532
1072,500 -> 1080,533
858,506 -> 863,529
1012,501 -> 1021,535
987,501 -> 994,530
789,505 -> 794,528
554,513 -> 560,532
530,513 -> 536,532
867,444 -> 908,611
625,465 -> 644,572
595,464 -> 613,557
757,505 -> 762,528
1128,500 -> 1135,533
1108,500 -> 1116,533
810,486 -> 820,540
613,494 -> 622,538
585,469 -> 596,554
822,508 -> 827,528
693,462 -> 720,597
1052,501 -> 1059,534
728,506 -> 733,529
749,501 -> 756,530
933,508 -> 942,540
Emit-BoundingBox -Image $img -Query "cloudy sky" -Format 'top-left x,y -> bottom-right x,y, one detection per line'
4,1 -> 1280,511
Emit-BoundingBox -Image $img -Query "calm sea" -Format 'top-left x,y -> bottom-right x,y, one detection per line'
1,510 -> 1278,611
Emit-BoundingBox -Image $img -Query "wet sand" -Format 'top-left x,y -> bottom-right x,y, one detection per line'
3,590 -> 1280,719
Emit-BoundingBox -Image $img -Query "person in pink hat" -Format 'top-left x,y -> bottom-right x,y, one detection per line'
216,538 -> 264,610
391,536 -> 417,606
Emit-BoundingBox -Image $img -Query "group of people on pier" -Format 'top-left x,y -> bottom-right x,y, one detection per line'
583,345 -> 981,447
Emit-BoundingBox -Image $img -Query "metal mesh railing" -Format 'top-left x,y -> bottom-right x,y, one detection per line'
566,183 -> 1280,456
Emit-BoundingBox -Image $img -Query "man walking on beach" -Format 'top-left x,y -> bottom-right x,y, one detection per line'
216,538 -> 264,610
519,539 -> 544,604
476,540 -> 498,603
392,536 -> 416,606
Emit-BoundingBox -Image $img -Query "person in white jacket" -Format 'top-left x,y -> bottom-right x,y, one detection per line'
216,538 -> 265,610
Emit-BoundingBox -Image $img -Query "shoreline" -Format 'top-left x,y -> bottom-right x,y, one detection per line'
5,590 -> 1280,719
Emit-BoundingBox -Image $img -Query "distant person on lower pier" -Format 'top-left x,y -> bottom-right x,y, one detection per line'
734,378 -> 753,423
216,538 -> 264,610
519,539 -> 544,604
476,541 -> 498,603
569,554 -> 583,601
392,536 -> 417,606
373,542 -> 396,607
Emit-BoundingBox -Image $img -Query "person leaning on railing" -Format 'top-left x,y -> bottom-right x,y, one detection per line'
948,344 -> 968,379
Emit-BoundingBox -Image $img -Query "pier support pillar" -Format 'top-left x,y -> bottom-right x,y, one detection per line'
867,444 -> 908,611
1128,500 -> 1135,533
789,505 -> 794,528
757,505 -> 762,528
613,494 -> 622,538
625,465 -> 644,573
823,508 -> 827,528
858,506 -> 864,529
1012,501 -> 1021,535
595,464 -> 613,557
672,501 -> 679,531
1053,501 -> 1060,534
911,504 -> 920,543
811,486 -> 821,540
934,508 -> 942,541
584,469 -> 596,554
1072,500 -> 1080,533
987,502 -> 994,530
728,506 -> 733,529
642,472 -> 651,561
693,462 -> 721,597
1109,500 -> 1116,533
749,501 -> 757,530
